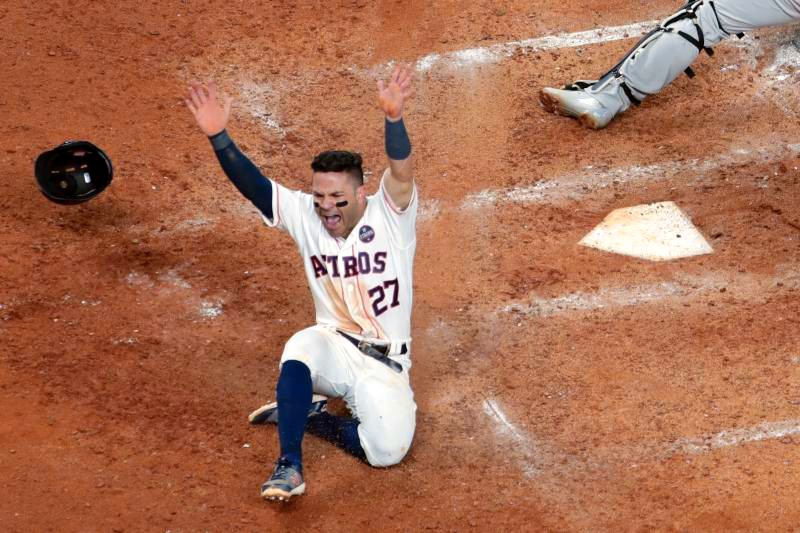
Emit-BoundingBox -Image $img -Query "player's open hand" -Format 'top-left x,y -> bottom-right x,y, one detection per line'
377,64 -> 414,121
185,81 -> 233,137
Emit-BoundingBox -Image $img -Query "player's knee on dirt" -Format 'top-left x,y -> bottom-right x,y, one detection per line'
352,372 -> 416,467
359,419 -> 413,467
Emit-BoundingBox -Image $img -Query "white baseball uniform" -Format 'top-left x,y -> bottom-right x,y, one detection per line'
264,169 -> 417,467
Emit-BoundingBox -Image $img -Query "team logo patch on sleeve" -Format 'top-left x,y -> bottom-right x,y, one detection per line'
359,225 -> 375,243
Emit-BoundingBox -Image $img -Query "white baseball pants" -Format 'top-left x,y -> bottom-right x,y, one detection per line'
280,325 -> 417,467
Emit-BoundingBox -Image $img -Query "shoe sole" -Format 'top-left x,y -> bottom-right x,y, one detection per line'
261,482 -> 306,502
538,89 -> 560,115
248,402 -> 278,425
248,394 -> 328,425
538,89 -> 605,130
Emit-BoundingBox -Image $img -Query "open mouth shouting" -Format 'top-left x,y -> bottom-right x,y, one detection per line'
321,213 -> 342,231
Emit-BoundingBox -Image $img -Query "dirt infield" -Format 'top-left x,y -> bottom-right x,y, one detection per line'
3,1 -> 800,530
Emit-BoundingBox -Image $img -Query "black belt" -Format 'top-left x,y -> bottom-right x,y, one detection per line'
337,331 -> 406,373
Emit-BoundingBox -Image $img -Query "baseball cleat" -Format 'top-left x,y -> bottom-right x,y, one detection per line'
261,456 -> 305,501
248,394 -> 328,425
539,86 -> 617,130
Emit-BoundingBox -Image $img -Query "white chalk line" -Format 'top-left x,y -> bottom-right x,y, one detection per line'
668,419 -> 800,455
483,404 -> 800,477
502,266 -> 800,318
236,19 -> 661,132
483,398 -> 530,445
761,35 -> 800,116
414,20 -> 658,72
235,18 -> 785,136
567,418 -> 800,479
237,77 -> 288,136
194,138 -> 800,233
416,198 -> 441,223
482,397 -> 545,478
490,265 -> 800,471
505,281 -> 684,317
482,391 -> 800,478
464,142 -> 800,209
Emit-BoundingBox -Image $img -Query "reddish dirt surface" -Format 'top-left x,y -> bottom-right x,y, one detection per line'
3,1 -> 800,531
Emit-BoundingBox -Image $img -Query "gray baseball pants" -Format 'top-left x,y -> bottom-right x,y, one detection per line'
590,0 -> 800,110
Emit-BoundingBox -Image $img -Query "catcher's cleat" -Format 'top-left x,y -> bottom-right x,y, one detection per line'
261,456 -> 305,501
248,394 -> 328,425
539,86 -> 618,130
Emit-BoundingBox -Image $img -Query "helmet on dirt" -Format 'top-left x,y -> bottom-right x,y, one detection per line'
34,141 -> 113,204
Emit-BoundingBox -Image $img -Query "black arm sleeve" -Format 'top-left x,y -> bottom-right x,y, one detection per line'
209,130 -> 273,220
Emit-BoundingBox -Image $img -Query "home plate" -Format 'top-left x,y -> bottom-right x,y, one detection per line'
579,201 -> 713,261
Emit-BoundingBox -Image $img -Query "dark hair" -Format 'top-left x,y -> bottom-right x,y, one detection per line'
311,150 -> 364,185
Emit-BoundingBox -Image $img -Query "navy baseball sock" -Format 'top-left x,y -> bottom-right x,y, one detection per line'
275,360 -> 313,467
306,412 -> 367,461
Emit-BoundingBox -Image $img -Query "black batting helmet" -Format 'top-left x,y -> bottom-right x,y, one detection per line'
34,141 -> 113,204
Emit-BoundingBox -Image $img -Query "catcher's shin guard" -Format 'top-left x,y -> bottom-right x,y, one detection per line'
562,1 -> 740,113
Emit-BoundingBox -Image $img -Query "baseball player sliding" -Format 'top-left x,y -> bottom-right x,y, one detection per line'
185,65 -> 418,501
540,0 -> 800,128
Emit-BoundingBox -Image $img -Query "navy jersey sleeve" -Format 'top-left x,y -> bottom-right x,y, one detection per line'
209,130 -> 273,220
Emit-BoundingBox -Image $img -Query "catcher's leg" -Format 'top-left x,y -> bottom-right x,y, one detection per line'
540,0 -> 800,128
714,0 -> 800,33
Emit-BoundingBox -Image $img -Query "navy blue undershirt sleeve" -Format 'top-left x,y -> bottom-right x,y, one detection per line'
385,117 -> 411,160
208,130 -> 273,220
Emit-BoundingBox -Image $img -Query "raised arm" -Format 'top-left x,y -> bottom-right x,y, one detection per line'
377,65 -> 415,210
185,82 -> 275,220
